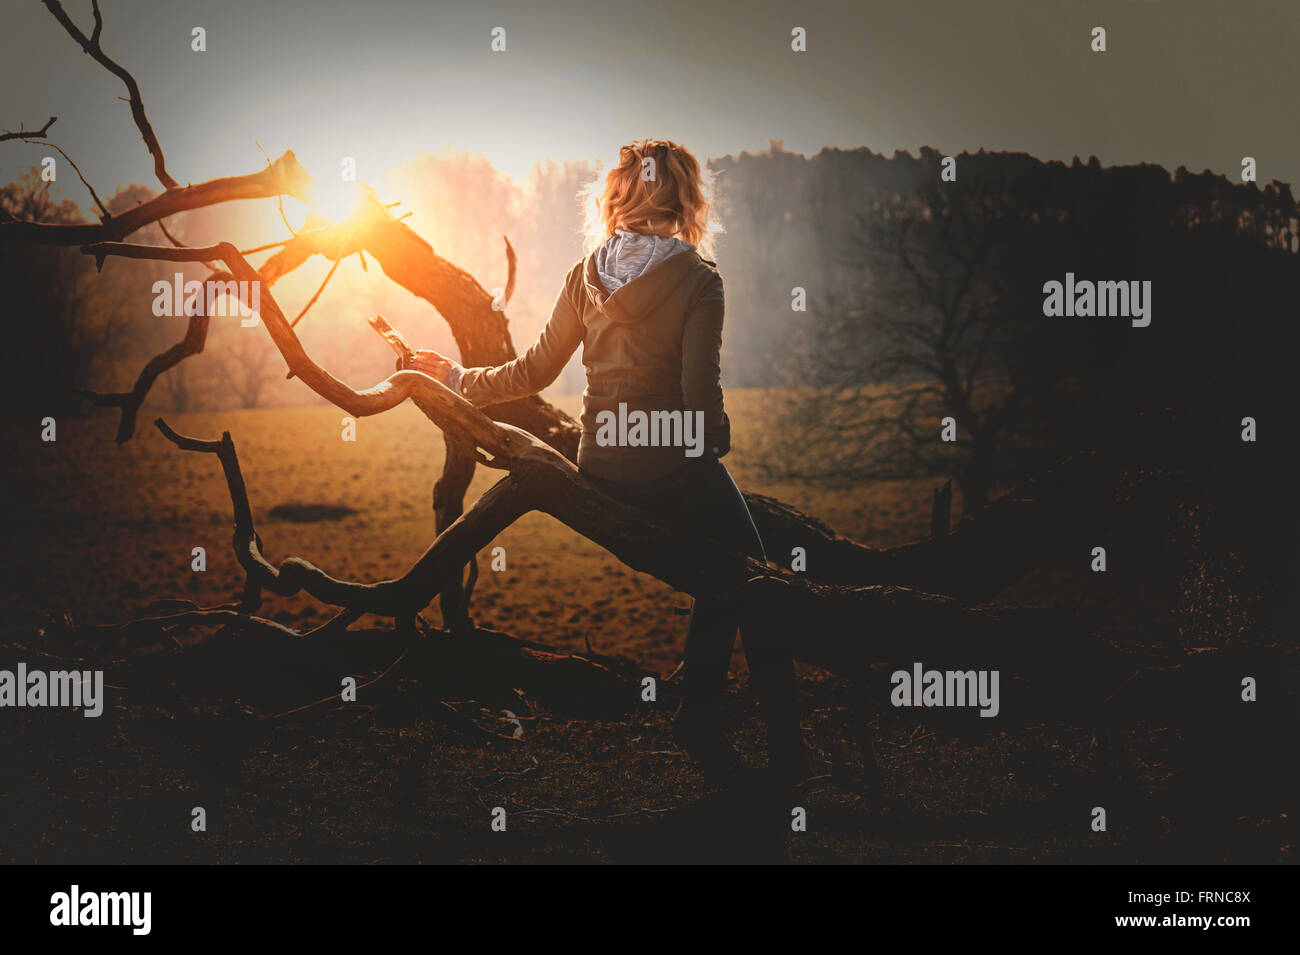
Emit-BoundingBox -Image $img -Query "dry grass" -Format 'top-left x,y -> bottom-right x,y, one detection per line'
0,391 -> 1289,863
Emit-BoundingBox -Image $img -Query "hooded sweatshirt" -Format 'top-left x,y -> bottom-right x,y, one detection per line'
596,228 -> 695,293
451,232 -> 731,483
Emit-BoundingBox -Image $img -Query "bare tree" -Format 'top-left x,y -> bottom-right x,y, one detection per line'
771,161 -> 1070,514
212,322 -> 279,409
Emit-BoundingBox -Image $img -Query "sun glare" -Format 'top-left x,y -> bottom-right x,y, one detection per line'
310,179 -> 364,224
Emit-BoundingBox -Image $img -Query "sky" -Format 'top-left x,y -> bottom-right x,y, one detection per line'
2,0 -> 1298,208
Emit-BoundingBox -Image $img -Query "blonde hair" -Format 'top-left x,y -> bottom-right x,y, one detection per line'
580,139 -> 721,258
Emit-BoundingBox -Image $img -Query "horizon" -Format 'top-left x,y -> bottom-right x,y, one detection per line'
10,140 -> 1291,228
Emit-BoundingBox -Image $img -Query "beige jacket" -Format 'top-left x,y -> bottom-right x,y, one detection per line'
456,248 -> 731,482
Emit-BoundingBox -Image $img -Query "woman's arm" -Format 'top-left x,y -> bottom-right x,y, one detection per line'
410,264 -> 584,406
681,272 -> 731,458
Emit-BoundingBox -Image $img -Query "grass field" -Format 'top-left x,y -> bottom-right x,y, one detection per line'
0,390 -> 1291,863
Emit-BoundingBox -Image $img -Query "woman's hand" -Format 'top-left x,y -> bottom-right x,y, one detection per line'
408,349 -> 462,384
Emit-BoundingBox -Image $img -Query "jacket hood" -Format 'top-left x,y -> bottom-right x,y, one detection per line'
583,241 -> 701,324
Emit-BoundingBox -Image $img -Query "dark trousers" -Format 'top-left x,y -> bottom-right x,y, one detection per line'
586,456 -> 797,740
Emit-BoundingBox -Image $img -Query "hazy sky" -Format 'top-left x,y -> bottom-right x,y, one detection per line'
2,0 -> 1297,207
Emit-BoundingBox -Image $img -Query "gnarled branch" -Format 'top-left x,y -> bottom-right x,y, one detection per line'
41,0 -> 177,189
0,150 -> 313,245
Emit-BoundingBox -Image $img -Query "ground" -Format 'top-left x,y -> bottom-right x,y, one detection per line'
0,391 -> 1291,863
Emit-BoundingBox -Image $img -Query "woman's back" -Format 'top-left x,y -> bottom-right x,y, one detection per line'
575,242 -> 730,482
408,138 -> 805,778
442,236 -> 731,482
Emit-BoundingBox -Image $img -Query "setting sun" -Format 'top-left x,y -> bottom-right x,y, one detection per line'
308,177 -> 366,224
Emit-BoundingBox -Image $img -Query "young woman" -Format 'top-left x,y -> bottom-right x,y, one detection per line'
410,139 -> 806,780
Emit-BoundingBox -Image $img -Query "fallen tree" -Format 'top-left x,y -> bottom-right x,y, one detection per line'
3,0 -> 1222,759
36,234 -> 1192,719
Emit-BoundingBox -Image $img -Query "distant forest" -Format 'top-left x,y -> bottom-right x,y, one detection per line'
4,143 -> 1297,506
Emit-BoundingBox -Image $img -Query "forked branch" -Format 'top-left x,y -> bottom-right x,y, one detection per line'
41,0 -> 178,189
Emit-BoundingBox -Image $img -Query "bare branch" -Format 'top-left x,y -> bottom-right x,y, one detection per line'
80,303 -> 213,445
150,415 -> 525,615
291,256 -> 341,328
502,235 -> 517,306
0,151 -> 313,245
0,115 -> 57,143
41,0 -> 178,189
16,137 -> 110,219
256,139 -> 298,239
81,240 -> 516,455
